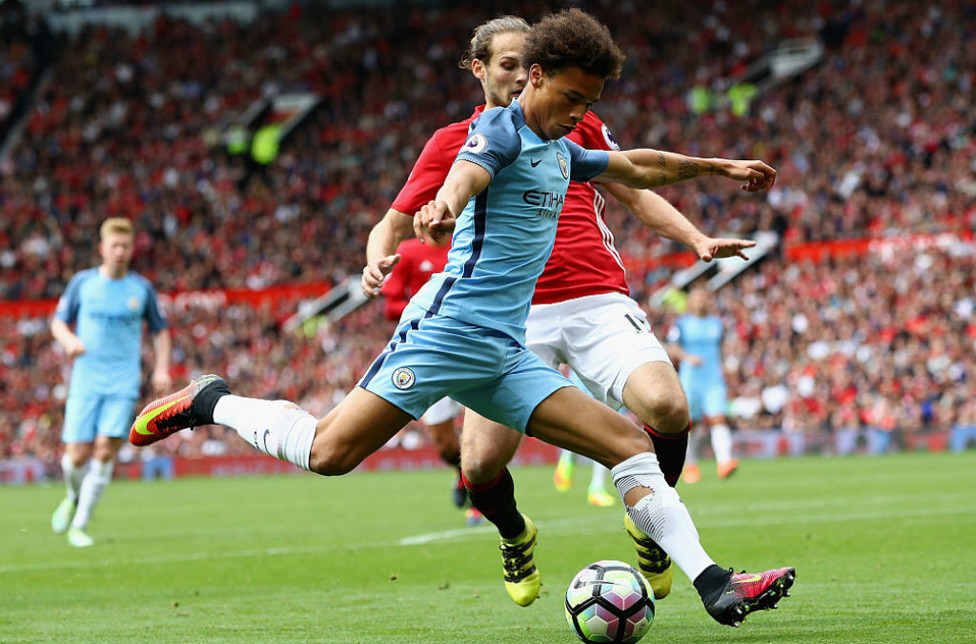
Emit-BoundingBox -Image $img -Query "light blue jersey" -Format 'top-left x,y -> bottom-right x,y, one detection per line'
362,101 -> 608,431
670,314 -> 727,420
54,268 -> 168,399
411,101 -> 609,344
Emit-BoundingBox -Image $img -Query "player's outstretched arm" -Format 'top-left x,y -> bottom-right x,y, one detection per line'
598,150 -> 776,192
602,183 -> 756,262
414,160 -> 491,246
362,208 -> 414,298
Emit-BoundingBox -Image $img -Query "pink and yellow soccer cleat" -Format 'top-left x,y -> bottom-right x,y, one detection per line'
701,566 -> 796,627
129,374 -> 229,446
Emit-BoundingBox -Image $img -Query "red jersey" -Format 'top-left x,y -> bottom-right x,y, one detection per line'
381,238 -> 449,320
390,106 -> 628,306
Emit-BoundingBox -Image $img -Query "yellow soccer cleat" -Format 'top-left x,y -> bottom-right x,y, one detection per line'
587,488 -> 617,507
554,454 -> 575,492
500,514 -> 541,606
624,512 -> 673,600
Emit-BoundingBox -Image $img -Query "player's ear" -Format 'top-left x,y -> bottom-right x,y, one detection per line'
528,63 -> 544,88
471,58 -> 487,81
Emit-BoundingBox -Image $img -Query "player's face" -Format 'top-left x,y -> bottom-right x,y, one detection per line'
688,288 -> 708,315
525,64 -> 604,140
474,31 -> 527,109
99,232 -> 134,277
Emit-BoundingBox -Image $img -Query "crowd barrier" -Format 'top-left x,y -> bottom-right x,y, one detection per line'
4,429 -> 975,486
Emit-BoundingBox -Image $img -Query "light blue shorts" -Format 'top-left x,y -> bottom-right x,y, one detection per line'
684,382 -> 728,422
62,395 -> 137,443
360,304 -> 572,433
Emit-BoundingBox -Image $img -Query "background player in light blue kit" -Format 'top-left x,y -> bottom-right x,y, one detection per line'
131,10 -> 794,626
668,283 -> 738,482
50,217 -> 171,547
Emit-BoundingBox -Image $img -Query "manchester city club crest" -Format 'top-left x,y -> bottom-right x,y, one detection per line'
392,367 -> 416,390
557,153 -> 569,179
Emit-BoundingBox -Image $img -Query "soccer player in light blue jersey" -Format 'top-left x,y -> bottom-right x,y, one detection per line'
131,10 -> 794,626
50,218 -> 171,547
667,283 -> 739,482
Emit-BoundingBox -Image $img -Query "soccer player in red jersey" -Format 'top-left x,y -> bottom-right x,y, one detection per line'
362,16 -> 760,607
380,238 -> 480,522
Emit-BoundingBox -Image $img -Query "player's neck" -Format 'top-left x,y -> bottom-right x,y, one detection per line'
99,265 -> 127,280
516,93 -> 549,141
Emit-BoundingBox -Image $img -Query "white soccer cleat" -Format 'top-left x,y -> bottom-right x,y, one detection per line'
51,497 -> 76,534
67,527 -> 94,548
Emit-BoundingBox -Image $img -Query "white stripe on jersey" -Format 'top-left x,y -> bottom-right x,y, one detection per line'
592,189 -> 626,273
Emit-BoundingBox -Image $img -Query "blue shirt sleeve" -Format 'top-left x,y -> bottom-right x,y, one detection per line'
455,107 -> 521,177
143,282 -> 168,334
564,138 -> 610,182
53,271 -> 85,325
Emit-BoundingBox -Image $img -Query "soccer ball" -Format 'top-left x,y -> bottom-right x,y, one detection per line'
564,560 -> 655,644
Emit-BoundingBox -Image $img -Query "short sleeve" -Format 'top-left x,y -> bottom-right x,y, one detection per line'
455,107 -> 521,177
564,138 -> 609,183
143,284 -> 169,333
53,273 -> 84,325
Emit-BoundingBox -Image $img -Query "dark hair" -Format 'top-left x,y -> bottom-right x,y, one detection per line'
458,15 -> 530,70
522,8 -> 625,79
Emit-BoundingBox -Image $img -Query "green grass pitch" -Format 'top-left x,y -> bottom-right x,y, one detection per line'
2,451 -> 975,643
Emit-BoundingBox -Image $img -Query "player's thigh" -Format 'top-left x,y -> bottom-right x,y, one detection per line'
621,361 -> 689,429
526,386 -> 652,469
310,387 -> 414,475
95,397 -> 137,439
561,294 -> 672,410
460,408 -> 523,483
63,395 -> 100,445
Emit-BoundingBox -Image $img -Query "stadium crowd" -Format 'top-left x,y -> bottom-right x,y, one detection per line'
1,0 -> 975,471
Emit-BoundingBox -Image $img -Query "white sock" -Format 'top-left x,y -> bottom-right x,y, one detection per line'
612,452 -> 715,581
685,429 -> 699,465
61,453 -> 87,503
589,464 -> 608,492
711,423 -> 733,463
72,459 -> 114,530
213,395 -> 317,471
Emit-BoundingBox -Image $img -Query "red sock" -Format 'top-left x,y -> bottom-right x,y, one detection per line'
462,468 -> 525,539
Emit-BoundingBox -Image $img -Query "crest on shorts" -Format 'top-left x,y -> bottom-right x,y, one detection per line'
557,153 -> 569,179
392,367 -> 416,390
463,133 -> 488,154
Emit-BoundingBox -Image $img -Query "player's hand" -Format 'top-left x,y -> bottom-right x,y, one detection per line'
414,200 -> 456,246
64,336 -> 86,359
151,368 -> 172,393
715,159 -> 776,192
684,354 -> 704,366
361,254 -> 401,299
694,236 -> 757,262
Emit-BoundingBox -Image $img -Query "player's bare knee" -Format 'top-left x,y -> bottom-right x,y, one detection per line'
307,443 -> 359,476
636,394 -> 689,435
